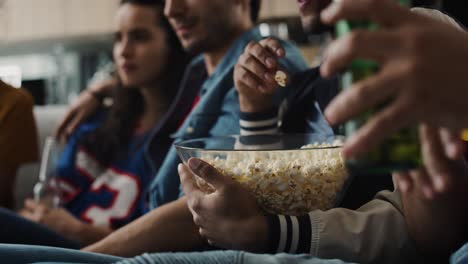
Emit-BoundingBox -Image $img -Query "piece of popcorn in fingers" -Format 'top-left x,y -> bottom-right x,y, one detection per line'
275,70 -> 287,87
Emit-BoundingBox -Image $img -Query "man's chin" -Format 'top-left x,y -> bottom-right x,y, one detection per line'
181,38 -> 206,55
301,15 -> 332,35
301,15 -> 317,33
121,80 -> 138,88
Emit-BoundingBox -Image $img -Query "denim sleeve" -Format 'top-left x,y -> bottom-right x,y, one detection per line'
148,145 -> 183,209
451,243 -> 468,264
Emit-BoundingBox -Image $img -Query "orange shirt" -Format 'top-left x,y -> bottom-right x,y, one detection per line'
0,80 -> 39,166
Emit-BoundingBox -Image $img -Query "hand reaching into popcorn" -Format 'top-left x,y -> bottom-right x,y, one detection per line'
234,37 -> 289,113
178,158 -> 270,252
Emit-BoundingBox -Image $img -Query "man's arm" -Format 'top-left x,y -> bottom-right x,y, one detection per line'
265,190 -> 421,263
181,158 -> 424,264
20,199 -> 113,246
55,78 -> 117,143
83,197 -> 205,257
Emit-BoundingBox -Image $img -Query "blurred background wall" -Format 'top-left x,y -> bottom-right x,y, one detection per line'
0,0 -> 463,105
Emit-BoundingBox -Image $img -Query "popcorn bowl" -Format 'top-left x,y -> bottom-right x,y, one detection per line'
175,134 -> 351,215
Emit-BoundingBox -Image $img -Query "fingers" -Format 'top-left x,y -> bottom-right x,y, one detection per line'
235,66 -> 265,92
410,168 -> 436,199
394,171 -> 412,193
19,209 -> 36,221
321,30 -> 399,78
238,55 -> 275,90
180,162 -> 213,223
258,37 -> 286,58
25,199 -> 49,213
395,169 -> 437,200
321,0 -> 412,27
420,124 -> 454,193
188,158 -> 229,191
397,125 -> 465,199
54,110 -> 77,142
342,94 -> 414,158
198,227 -> 227,249
19,208 -> 31,217
237,39 -> 287,93
23,199 -> 48,222
24,199 -> 39,210
178,163 -> 203,198
56,91 -> 101,142
439,128 -> 465,160
245,40 -> 278,69
65,112 -> 86,141
324,67 -> 399,126
198,227 -> 218,247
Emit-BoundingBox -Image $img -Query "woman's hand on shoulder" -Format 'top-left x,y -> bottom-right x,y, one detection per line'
55,78 -> 117,143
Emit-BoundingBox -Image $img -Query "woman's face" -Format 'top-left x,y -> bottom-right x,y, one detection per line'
114,4 -> 169,88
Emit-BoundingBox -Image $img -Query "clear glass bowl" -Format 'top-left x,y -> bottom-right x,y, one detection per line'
175,134 -> 351,215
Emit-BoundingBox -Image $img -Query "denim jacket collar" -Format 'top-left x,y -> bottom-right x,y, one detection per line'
172,27 -> 262,138
199,27 -> 262,96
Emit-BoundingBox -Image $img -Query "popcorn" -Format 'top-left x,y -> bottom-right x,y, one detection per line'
195,144 -> 350,215
275,70 -> 287,87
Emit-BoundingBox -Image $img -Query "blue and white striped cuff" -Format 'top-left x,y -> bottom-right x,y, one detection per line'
239,109 -> 279,135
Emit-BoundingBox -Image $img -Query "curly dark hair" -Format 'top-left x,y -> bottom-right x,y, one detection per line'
81,0 -> 189,166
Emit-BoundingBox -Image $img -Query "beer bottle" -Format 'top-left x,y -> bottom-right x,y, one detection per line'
335,0 -> 421,174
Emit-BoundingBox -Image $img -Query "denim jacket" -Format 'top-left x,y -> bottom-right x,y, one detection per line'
147,27 -> 310,209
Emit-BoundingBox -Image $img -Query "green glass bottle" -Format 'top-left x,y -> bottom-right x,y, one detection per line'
335,0 -> 421,175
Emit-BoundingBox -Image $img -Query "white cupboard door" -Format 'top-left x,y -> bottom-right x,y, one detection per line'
7,0 -> 65,41
65,0 -> 120,36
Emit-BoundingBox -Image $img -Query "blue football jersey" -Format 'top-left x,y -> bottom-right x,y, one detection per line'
56,117 -> 154,229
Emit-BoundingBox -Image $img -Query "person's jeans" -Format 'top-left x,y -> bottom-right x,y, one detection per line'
116,252 -> 353,264
0,244 -> 122,264
451,242 -> 468,264
0,207 -> 80,249
0,244 -> 354,264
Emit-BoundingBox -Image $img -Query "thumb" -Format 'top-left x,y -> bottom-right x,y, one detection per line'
420,124 -> 454,192
188,158 -> 227,190
439,128 -> 465,160
54,110 -> 75,140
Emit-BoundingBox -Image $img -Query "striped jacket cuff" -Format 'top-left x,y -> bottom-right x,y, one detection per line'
267,213 -> 315,254
239,109 -> 279,135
